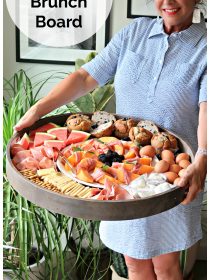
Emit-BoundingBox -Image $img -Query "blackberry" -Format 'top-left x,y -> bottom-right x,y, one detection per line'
91,123 -> 98,129
112,158 -> 120,162
107,150 -> 113,156
119,155 -> 125,161
122,137 -> 131,141
156,154 -> 162,160
98,154 -> 107,163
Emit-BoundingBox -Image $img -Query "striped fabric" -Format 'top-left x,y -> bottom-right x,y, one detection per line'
82,17 -> 206,259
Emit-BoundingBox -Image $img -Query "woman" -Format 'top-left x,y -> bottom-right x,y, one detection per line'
15,0 -> 207,279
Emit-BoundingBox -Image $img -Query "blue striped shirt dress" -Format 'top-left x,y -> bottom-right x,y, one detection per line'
82,17 -> 207,259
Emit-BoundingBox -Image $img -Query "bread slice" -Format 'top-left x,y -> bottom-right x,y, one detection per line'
91,111 -> 116,125
137,120 -> 159,134
91,121 -> 114,138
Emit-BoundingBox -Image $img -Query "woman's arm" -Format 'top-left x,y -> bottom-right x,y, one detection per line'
178,101 -> 207,204
14,69 -> 98,131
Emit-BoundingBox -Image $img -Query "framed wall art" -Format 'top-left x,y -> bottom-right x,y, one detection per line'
16,16 -> 110,65
127,0 -> 157,19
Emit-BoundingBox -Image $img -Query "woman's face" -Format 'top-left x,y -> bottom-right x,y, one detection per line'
155,0 -> 197,33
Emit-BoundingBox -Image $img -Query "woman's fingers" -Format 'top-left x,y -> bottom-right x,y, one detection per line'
13,107 -> 40,132
181,184 -> 199,205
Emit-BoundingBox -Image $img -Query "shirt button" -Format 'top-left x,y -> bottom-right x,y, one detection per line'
159,60 -> 162,63
154,77 -> 157,80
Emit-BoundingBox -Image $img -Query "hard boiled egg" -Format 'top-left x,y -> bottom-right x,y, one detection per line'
179,160 -> 191,169
161,150 -> 175,164
176,153 -> 190,164
140,145 -> 156,158
154,160 -> 169,173
164,171 -> 178,184
169,164 -> 182,174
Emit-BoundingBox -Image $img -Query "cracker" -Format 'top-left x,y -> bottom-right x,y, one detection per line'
37,168 -> 56,177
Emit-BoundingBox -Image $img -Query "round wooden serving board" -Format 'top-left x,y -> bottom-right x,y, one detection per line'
6,113 -> 193,221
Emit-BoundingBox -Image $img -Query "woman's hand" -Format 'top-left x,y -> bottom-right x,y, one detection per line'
14,105 -> 40,133
177,154 -> 207,205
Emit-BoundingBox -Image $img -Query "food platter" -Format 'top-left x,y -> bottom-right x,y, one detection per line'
6,113 -> 193,221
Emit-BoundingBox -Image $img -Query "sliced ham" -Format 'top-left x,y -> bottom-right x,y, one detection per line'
42,146 -> 54,159
91,168 -> 106,182
16,157 -> 39,171
77,158 -> 96,172
92,178 -> 133,200
104,166 -> 118,178
90,188 -> 101,197
75,151 -> 83,164
10,144 -> 25,157
121,167 -> 131,185
12,150 -> 32,165
30,147 -> 45,161
124,157 -> 139,163
39,157 -> 54,169
130,146 -> 140,157
115,186 -> 133,200
112,162 -> 122,168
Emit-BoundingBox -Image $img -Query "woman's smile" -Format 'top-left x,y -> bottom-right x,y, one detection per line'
162,8 -> 181,16
155,0 -> 196,34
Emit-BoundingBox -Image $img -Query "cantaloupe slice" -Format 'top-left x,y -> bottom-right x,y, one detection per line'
138,157 -> 152,166
77,168 -> 94,183
138,165 -> 154,175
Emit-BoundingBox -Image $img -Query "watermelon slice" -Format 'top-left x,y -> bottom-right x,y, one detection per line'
44,140 -> 65,151
29,122 -> 59,137
47,127 -> 68,141
34,132 -> 56,147
18,133 -> 30,150
66,130 -> 90,145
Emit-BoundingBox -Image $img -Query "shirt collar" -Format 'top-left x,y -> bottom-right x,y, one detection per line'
148,17 -> 206,46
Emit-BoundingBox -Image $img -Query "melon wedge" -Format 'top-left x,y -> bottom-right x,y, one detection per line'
47,127 -> 68,141
66,130 -> 90,145
29,122 -> 59,137
99,137 -> 119,143
18,133 -> 30,150
34,132 -> 56,147
44,140 -> 65,151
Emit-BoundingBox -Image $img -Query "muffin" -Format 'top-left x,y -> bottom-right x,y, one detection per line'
114,118 -> 136,139
137,120 -> 159,134
129,127 -> 153,146
91,111 -> 116,125
151,132 -> 178,154
66,114 -> 92,132
91,121 -> 114,138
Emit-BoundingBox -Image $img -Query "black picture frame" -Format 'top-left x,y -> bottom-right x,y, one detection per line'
127,0 -> 157,19
16,15 -> 110,66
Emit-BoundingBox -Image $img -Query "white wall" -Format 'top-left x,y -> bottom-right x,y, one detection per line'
3,0 -> 133,98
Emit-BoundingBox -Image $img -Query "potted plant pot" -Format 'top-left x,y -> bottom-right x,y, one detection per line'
3,247 -> 45,280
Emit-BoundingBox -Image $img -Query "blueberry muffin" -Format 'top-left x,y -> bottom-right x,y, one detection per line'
137,120 -> 159,134
91,121 -> 114,138
66,114 -> 92,132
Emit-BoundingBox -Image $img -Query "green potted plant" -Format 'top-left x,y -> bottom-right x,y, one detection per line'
3,69 -> 72,279
3,52 -> 116,279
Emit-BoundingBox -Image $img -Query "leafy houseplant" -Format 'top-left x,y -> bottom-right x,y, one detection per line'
3,69 -> 72,279
3,52 -> 116,279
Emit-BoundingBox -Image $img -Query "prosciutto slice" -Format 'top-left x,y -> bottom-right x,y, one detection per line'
16,157 -> 39,171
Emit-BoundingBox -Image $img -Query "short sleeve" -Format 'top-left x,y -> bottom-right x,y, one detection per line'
82,24 -> 131,86
199,67 -> 207,105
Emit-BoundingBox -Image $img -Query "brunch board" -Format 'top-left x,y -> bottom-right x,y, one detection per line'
6,113 -> 193,220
